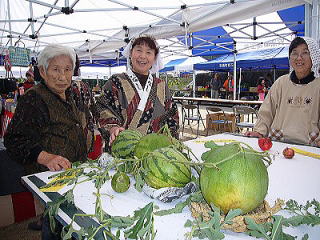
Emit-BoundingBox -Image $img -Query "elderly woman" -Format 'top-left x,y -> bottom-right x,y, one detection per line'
4,44 -> 94,173
246,37 -> 320,147
96,35 -> 179,146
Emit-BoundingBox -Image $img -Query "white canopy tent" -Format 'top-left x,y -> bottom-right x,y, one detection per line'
1,0 -> 316,59
1,0 -> 319,99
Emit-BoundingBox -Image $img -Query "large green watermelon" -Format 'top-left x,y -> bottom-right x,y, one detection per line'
111,129 -> 143,159
200,142 -> 269,214
143,147 -> 191,189
134,133 -> 172,159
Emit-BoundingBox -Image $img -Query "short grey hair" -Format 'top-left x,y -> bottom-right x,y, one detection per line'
37,44 -> 76,72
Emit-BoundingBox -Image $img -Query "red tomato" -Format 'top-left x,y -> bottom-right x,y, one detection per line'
258,137 -> 273,151
283,147 -> 295,159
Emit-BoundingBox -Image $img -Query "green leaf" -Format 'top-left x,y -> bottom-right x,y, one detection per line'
210,204 -> 221,229
245,217 -> 270,240
61,225 -> 86,240
110,216 -> 135,228
184,219 -> 193,228
155,196 -> 190,216
283,215 -> 305,227
270,215 -> 283,240
124,202 -> 155,239
224,209 -> 242,224
134,170 -> 145,192
204,141 -> 219,149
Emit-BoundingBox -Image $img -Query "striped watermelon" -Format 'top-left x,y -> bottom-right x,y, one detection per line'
134,133 -> 172,159
111,129 -> 143,159
143,147 -> 191,189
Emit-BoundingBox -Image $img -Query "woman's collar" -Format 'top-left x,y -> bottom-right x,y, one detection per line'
290,71 -> 315,84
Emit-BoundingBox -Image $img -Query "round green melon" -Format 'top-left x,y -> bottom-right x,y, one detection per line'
143,147 -> 191,189
200,143 -> 269,214
111,172 -> 130,193
134,133 -> 172,159
111,129 -> 143,159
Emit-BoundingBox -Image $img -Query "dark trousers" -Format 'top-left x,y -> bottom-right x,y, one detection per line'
0,150 -> 26,195
42,214 -> 64,240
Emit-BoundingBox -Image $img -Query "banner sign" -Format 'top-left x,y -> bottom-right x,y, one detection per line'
8,47 -> 31,67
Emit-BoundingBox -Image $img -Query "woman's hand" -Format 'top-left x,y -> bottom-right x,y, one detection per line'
109,126 -> 125,146
244,131 -> 263,138
37,151 -> 71,171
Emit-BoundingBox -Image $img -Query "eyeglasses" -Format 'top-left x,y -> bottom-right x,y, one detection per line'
290,51 -> 310,60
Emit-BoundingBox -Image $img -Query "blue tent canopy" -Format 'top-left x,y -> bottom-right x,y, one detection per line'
160,58 -> 188,72
278,5 -> 305,36
175,5 -> 304,58
80,59 -> 126,67
179,27 -> 234,56
194,46 -> 289,71
160,56 -> 207,72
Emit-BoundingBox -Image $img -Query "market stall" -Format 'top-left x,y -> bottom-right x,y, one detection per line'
21,134 -> 320,239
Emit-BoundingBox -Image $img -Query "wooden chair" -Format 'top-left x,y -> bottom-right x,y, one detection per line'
206,107 -> 232,135
181,104 -> 205,138
232,105 -> 258,132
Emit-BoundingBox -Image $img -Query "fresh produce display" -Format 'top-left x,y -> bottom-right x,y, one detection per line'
258,137 -> 273,151
111,172 -> 131,193
39,131 -> 320,240
134,132 -> 172,159
283,147 -> 295,159
200,141 -> 270,214
111,129 -> 143,159
143,147 -> 191,189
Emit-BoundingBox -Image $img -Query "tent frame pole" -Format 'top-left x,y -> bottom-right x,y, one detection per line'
238,68 -> 242,100
29,1 -> 35,37
311,0 -> 319,40
6,0 -> 12,46
193,71 -> 196,97
26,0 -> 61,11
233,53 -> 237,101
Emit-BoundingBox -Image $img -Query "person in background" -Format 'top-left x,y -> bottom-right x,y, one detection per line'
17,67 -> 35,97
210,72 -> 221,99
96,35 -> 179,146
23,67 -> 35,91
223,75 -> 234,99
246,37 -> 320,147
265,72 -> 273,87
257,76 -> 267,101
4,44 -> 96,238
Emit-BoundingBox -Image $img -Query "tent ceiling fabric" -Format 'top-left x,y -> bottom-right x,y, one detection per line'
0,0 -> 308,62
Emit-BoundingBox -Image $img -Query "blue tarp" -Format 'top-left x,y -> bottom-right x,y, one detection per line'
194,46 -> 289,71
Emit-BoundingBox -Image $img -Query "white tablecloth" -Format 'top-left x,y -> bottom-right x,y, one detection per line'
22,134 -> 320,239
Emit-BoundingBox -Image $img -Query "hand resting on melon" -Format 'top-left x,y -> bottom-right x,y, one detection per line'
109,126 -> 125,146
